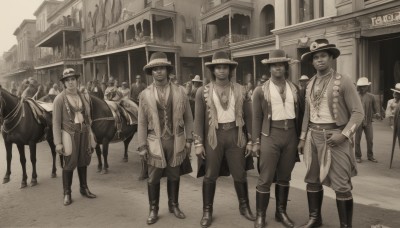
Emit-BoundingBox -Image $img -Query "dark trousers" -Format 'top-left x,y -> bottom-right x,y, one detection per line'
257,127 -> 298,193
355,122 -> 374,159
63,124 -> 91,171
204,127 -> 247,183
148,137 -> 180,184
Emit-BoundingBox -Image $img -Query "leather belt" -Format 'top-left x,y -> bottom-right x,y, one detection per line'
308,122 -> 344,131
271,119 -> 295,130
218,121 -> 236,130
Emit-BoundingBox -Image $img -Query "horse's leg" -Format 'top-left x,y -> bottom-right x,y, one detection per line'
3,141 -> 12,184
102,141 -> 109,174
29,143 -> 38,187
95,144 -> 102,173
17,144 -> 28,188
47,139 -> 57,178
122,134 -> 134,162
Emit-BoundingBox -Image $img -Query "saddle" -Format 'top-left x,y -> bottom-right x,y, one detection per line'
25,98 -> 51,141
104,100 -> 138,140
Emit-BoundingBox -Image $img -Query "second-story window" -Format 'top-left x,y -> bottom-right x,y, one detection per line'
299,0 -> 314,22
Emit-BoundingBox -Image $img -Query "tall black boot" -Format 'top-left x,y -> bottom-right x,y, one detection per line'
147,183 -> 160,225
167,180 -> 185,219
234,181 -> 256,221
77,166 -> 96,198
275,185 -> 294,227
200,182 -> 216,228
336,199 -> 353,228
254,191 -> 270,228
62,170 -> 73,206
302,190 -> 323,228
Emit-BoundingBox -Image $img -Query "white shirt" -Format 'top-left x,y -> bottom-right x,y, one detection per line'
270,81 -> 295,120
213,89 -> 235,123
310,89 -> 335,123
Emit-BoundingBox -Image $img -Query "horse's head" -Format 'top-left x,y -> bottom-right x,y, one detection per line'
0,86 -> 20,120
89,94 -> 113,121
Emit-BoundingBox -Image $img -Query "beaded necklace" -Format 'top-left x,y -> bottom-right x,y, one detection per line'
311,69 -> 333,118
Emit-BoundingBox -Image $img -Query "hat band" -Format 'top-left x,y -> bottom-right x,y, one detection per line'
266,57 -> 290,62
63,73 -> 77,77
148,58 -> 170,64
210,59 -> 235,64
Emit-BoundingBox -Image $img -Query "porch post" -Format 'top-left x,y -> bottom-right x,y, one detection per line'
63,31 -> 66,69
107,55 -> 111,79
229,12 -> 232,44
128,51 -> 132,88
253,55 -> 256,85
150,14 -> 154,42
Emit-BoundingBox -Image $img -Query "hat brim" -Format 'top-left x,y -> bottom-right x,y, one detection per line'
60,74 -> 80,82
391,88 -> 400,93
192,79 -> 203,82
143,62 -> 173,74
356,83 -> 371,86
261,58 -> 291,65
205,59 -> 238,69
301,47 -> 341,62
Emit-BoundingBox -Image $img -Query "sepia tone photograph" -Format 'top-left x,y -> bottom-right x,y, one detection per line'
0,0 -> 399,227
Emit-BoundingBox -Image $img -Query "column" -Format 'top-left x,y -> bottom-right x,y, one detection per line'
314,0 -> 321,19
228,12 -> 232,44
82,60 -> 86,83
253,56 -> 256,84
291,0 -> 299,25
63,31 -> 66,69
128,51 -> 132,88
92,58 -> 96,80
107,55 -> 111,79
175,52 -> 181,83
200,23 -> 203,49
150,14 -> 154,42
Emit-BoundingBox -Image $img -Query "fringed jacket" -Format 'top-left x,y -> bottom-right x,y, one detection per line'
193,82 -> 252,149
137,83 -> 193,169
252,80 -> 303,142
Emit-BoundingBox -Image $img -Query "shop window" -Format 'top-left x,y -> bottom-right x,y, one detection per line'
299,0 -> 314,22
260,5 -> 275,36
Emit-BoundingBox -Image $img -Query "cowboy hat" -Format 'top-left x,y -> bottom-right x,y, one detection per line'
261,49 -> 291,65
299,75 -> 309,81
391,83 -> 400,93
356,77 -> 371,86
205,51 -> 238,69
143,52 -> 173,75
60,68 -> 80,81
192,75 -> 202,82
301,39 -> 341,62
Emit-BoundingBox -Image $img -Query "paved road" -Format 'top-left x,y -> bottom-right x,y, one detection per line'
0,120 -> 399,227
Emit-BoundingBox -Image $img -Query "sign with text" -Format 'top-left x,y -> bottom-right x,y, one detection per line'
371,11 -> 400,27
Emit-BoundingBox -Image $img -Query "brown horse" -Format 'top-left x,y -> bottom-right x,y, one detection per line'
0,86 -> 58,188
88,95 -> 137,174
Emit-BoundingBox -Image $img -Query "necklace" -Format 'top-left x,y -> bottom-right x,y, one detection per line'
214,82 -> 231,110
311,73 -> 333,118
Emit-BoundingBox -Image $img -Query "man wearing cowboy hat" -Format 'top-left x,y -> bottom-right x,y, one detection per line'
355,77 -> 380,163
252,49 -> 303,228
53,68 -> 96,206
189,75 -> 203,117
194,51 -> 255,227
137,51 -> 193,225
131,75 -> 146,103
298,39 -> 364,228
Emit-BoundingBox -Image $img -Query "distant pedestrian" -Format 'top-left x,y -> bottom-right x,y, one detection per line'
130,75 -> 146,103
385,84 -> 400,128
355,77 -> 380,163
189,75 -> 202,117
89,80 -> 104,99
390,83 -> 400,168
118,82 -> 131,99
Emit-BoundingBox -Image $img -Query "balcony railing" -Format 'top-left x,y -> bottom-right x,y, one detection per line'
83,35 -> 175,55
200,33 -> 250,51
35,52 -> 81,67
36,23 -> 81,45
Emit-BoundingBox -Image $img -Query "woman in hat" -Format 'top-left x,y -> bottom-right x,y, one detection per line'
252,49 -> 302,228
386,83 -> 400,128
193,51 -> 255,227
137,52 -> 193,225
297,39 -> 364,228
52,68 -> 96,206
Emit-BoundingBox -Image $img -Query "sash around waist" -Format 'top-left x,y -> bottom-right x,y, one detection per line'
308,122 -> 345,131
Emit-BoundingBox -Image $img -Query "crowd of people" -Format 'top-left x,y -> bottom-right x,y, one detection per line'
3,38 -> 400,228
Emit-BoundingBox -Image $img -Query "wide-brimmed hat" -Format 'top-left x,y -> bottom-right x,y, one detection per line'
192,75 -> 202,82
261,49 -> 291,65
60,68 -> 80,82
391,83 -> 400,93
301,39 -> 341,62
356,77 -> 371,86
205,51 -> 238,69
299,75 -> 310,81
143,52 -> 173,75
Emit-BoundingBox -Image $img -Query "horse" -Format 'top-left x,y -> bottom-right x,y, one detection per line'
0,86 -> 58,188
88,95 -> 137,174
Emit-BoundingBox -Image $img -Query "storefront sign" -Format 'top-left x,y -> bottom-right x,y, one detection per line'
371,11 -> 400,27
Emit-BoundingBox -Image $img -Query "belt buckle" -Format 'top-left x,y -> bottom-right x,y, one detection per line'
221,123 -> 230,130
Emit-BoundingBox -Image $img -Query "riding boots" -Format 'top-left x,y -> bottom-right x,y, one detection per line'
254,191 -> 270,228
147,183 -> 160,225
336,199 -> 353,228
200,182 -> 216,228
234,181 -> 256,221
78,166 -> 97,198
275,185 -> 294,227
167,180 -> 185,219
302,190 -> 324,228
62,170 -> 73,206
